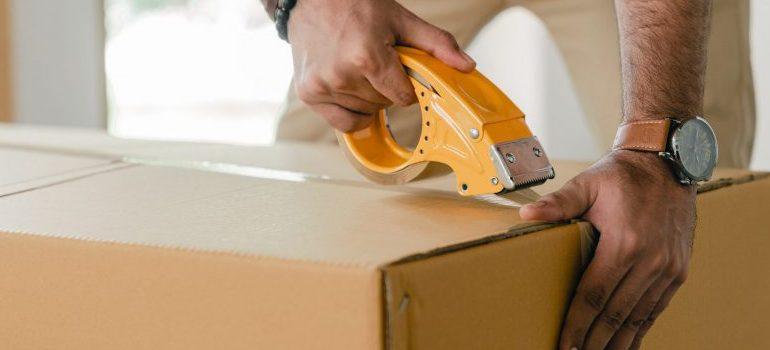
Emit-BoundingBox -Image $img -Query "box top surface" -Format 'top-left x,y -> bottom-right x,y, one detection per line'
0,124 -> 762,268
0,160 -> 541,267
0,148 -> 110,185
0,146 -> 120,197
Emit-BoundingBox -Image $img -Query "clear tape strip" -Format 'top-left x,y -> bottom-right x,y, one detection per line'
122,156 -> 528,207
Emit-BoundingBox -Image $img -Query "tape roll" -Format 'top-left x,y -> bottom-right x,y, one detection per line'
336,129 -> 428,185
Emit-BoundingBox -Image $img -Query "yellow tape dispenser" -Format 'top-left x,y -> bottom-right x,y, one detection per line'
338,47 -> 555,196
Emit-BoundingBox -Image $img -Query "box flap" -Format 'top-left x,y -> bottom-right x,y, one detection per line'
0,164 -> 556,267
0,147 -> 124,197
0,123 -> 761,197
0,124 -> 764,267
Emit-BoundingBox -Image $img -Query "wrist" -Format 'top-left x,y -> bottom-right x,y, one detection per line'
622,109 -> 702,124
607,150 -> 696,193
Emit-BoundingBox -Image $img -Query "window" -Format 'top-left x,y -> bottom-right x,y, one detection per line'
105,0 -> 292,145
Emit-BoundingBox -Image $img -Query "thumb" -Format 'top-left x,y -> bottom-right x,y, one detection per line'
520,178 -> 593,222
396,14 -> 476,72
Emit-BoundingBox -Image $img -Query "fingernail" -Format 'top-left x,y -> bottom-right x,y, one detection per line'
461,51 -> 476,65
571,347 -> 578,350
527,201 -> 547,208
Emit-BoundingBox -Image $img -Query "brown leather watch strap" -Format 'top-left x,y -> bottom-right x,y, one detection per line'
612,119 -> 672,152
262,0 -> 279,21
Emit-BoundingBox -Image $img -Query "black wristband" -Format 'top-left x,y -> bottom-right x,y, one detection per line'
275,0 -> 298,42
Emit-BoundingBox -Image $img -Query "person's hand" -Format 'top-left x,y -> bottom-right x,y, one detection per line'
287,0 -> 475,132
520,150 -> 695,350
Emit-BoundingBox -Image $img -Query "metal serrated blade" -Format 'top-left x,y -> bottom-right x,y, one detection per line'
472,188 -> 542,208
490,136 -> 556,192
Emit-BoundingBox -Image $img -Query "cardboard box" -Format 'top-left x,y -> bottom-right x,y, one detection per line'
0,124 -> 768,349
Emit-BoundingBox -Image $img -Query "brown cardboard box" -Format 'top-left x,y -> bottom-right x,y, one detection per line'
0,124 -> 768,349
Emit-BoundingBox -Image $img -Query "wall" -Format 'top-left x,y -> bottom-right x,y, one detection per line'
470,1 -> 769,170
0,0 -> 11,122
467,8 -> 599,162
4,1 -> 768,169
9,0 -> 106,127
751,0 -> 770,170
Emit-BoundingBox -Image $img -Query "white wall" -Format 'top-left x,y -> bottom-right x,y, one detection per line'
751,0 -> 770,170
6,1 -> 768,169
467,8 -> 599,162
469,1 -> 770,170
10,0 -> 106,127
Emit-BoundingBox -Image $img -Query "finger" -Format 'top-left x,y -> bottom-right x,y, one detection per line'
606,275 -> 674,350
629,280 -> 684,349
360,47 -> 418,107
297,79 -> 386,116
520,177 -> 594,222
396,11 -> 476,72
559,238 -> 631,350
324,68 -> 393,106
582,263 -> 663,350
309,102 -> 375,133
295,66 -> 391,112
327,93 -> 386,115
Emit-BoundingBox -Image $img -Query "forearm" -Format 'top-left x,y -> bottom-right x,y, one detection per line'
615,0 -> 713,123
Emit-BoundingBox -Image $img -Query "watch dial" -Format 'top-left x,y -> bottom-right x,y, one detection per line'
676,118 -> 717,180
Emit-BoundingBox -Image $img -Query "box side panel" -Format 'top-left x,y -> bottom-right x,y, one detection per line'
0,232 -> 383,350
644,177 -> 770,348
384,224 -> 585,350
386,178 -> 770,349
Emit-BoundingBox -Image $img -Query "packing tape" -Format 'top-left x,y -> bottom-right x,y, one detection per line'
124,158 -> 593,255
122,157 -> 536,208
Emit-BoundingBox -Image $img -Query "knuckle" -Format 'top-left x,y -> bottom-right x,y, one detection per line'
380,74 -> 404,101
326,72 -> 349,91
673,270 -> 689,286
544,193 -> 570,217
350,51 -> 378,73
329,114 -> 374,133
623,317 -> 647,331
580,286 -> 608,312
395,88 -> 415,105
637,299 -> 659,315
601,310 -> 625,330
665,262 -> 681,279
296,77 -> 326,102
383,73 -> 414,106
328,116 -> 359,133
436,29 -> 458,47
569,325 -> 587,341
537,193 -> 559,205
549,191 -> 569,205
650,254 -> 670,275
639,316 -> 657,332
569,175 -> 590,188
621,235 -> 641,254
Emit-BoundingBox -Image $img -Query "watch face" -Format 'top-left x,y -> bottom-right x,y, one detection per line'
673,117 -> 718,181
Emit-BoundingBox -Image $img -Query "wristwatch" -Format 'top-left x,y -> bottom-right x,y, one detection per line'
613,117 -> 718,185
260,0 -> 297,42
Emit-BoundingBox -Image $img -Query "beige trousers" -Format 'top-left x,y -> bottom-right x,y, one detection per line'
276,0 -> 755,168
